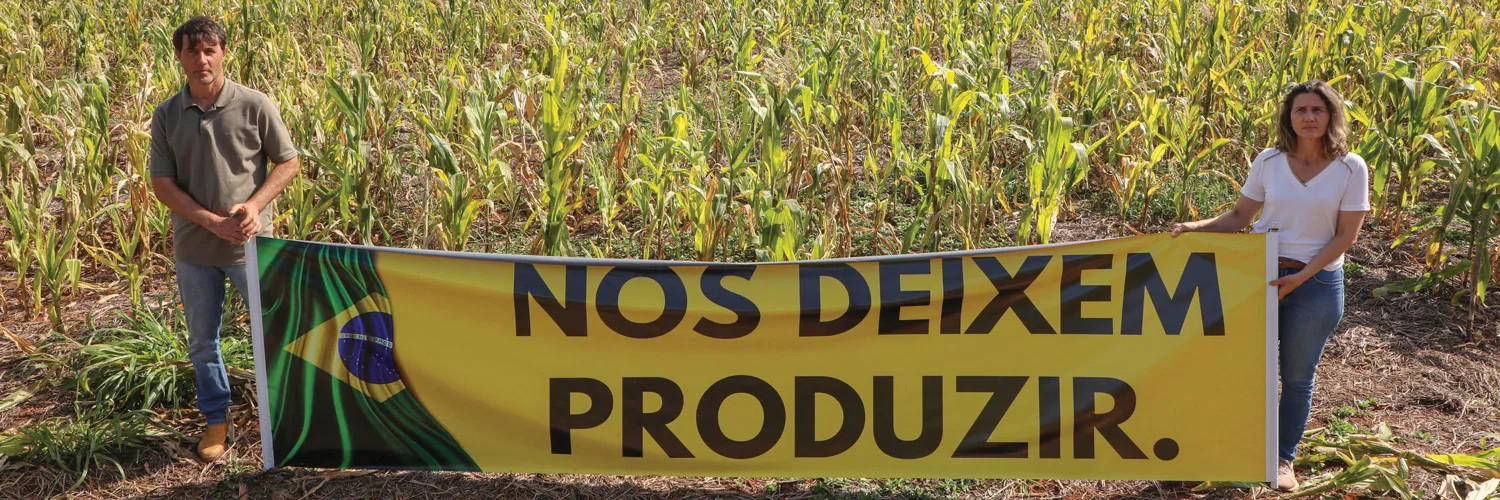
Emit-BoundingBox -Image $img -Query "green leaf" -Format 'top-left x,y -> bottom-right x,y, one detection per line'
1374,261 -> 1473,297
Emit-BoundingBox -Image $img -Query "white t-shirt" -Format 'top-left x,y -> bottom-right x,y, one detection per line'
1240,148 -> 1371,271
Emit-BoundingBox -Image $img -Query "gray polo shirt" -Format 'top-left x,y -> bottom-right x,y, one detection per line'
149,79 -> 297,267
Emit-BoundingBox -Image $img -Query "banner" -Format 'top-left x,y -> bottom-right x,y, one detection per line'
247,233 -> 1276,482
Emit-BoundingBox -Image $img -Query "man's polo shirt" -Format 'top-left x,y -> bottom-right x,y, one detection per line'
149,79 -> 297,266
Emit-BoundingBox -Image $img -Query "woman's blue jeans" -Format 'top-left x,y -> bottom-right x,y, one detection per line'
1278,266 -> 1345,462
174,259 -> 249,426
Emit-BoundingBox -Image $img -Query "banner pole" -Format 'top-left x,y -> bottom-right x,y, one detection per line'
244,237 -> 276,470
1264,228 -> 1279,484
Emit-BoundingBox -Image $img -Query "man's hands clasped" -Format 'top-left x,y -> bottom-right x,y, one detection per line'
208,202 -> 261,244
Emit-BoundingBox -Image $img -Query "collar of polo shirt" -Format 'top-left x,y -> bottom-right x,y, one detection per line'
177,79 -> 239,112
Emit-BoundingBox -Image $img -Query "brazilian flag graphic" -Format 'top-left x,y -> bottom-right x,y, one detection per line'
256,239 -> 477,470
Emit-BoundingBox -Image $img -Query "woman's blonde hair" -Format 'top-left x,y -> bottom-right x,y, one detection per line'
1275,80 -> 1350,157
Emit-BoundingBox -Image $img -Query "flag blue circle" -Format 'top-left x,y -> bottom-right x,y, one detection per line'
338,311 -> 401,385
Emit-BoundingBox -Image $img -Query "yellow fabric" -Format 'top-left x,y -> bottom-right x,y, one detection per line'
306,233 -> 1271,480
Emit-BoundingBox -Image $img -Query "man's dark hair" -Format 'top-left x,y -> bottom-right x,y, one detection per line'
172,16 -> 227,53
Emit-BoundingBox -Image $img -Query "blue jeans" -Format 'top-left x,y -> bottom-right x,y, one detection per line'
175,259 -> 249,426
1278,266 -> 1345,461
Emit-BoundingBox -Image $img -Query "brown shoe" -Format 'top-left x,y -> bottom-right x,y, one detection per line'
1275,459 -> 1299,491
197,422 -> 231,462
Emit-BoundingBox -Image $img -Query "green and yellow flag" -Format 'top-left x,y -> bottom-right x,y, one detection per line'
249,233 -> 1276,481
252,239 -> 475,470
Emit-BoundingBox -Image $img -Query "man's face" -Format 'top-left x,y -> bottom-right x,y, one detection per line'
177,38 -> 225,87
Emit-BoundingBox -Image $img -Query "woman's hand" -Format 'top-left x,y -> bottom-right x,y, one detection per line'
1170,221 -> 1196,237
1268,271 -> 1313,299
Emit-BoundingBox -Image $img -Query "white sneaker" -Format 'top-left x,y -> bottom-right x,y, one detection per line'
1276,459 -> 1299,491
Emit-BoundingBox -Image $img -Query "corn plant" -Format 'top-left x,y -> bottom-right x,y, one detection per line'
1436,104 -> 1500,327
80,205 -> 147,315
2,180 -> 40,312
902,51 -> 979,252
33,203 -> 83,332
741,83 -> 808,261
461,82 -> 516,206
320,70 -> 389,244
273,176 -> 335,241
1018,105 -> 1090,245
0,88 -> 27,186
1358,61 -> 1465,233
86,125 -> 158,315
680,178 -> 731,261
533,10 -> 597,256
1380,104 -> 1500,329
616,33 -> 645,123
1138,95 -> 1231,223
751,193 -> 808,262
69,76 -> 112,220
626,171 -> 678,260
0,2 -> 1499,494
430,166 -> 486,252
1101,150 -> 1167,231
588,153 -> 624,239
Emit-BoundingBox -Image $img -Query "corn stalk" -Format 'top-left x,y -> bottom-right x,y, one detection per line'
533,10 -> 598,256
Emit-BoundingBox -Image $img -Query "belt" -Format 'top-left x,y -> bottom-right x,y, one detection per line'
1278,257 -> 1306,271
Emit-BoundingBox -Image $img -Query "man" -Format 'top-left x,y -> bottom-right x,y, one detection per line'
149,16 -> 301,462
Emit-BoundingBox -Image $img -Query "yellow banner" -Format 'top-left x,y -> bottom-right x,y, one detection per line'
249,233 -> 1275,481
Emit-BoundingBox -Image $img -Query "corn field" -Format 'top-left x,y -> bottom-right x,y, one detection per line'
2,0 -> 1500,315
2,0 -> 1500,495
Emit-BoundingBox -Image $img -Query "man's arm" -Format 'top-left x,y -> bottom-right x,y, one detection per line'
231,96 -> 302,235
229,157 -> 301,234
152,177 -> 251,244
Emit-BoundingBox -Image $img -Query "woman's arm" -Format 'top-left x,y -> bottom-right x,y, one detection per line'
1301,210 -> 1366,272
1267,210 -> 1366,298
1171,195 -> 1264,236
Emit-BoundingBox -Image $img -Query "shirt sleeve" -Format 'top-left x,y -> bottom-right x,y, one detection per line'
261,100 -> 298,164
1239,151 -> 1267,202
1340,154 -> 1372,211
147,109 -> 176,178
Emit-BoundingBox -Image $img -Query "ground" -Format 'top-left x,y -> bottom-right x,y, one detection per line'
1,213 -> 1497,500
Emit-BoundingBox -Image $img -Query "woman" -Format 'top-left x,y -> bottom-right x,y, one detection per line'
1171,80 -> 1370,491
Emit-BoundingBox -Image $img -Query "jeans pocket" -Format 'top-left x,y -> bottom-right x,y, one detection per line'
1312,268 -> 1344,285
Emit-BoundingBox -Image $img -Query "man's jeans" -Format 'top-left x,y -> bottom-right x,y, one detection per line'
1277,266 -> 1345,462
175,259 -> 249,426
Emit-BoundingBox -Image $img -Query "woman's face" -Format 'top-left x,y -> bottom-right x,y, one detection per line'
1290,93 -> 1330,141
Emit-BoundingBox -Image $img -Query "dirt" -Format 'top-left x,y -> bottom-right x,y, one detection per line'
1,214 -> 1498,499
